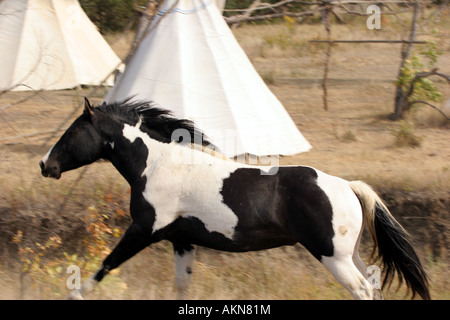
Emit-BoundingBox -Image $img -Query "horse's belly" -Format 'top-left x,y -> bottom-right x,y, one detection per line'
166,215 -> 295,252
179,203 -> 239,240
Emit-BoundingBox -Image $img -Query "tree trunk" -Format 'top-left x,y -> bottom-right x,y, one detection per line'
392,2 -> 418,120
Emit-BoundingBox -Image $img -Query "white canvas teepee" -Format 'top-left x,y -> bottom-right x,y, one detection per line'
105,0 -> 311,157
0,0 -> 121,91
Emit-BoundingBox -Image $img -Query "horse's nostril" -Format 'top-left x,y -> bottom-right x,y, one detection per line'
39,160 -> 45,170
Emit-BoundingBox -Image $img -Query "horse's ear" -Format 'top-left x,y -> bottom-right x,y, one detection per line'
84,97 -> 94,119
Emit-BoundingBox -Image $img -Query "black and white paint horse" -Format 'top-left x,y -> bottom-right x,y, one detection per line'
39,98 -> 430,300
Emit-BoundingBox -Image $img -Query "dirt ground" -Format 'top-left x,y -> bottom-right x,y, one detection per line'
0,15 -> 449,300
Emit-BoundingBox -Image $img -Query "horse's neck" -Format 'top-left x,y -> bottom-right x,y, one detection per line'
104,120 -> 195,183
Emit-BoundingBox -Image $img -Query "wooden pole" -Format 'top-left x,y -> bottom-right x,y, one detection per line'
321,1 -> 333,111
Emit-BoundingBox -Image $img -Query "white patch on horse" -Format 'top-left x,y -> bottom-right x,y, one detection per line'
315,169 -> 363,255
315,170 -> 374,299
122,117 -> 143,146
41,146 -> 54,165
122,120 -> 239,239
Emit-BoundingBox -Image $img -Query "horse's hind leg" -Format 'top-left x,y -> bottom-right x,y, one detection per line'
321,228 -> 376,299
322,255 -> 375,300
353,239 -> 384,300
173,244 -> 195,300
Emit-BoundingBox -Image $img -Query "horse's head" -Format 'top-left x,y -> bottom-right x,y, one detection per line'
39,98 -> 104,179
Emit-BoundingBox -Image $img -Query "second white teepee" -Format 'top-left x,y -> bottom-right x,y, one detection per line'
106,0 -> 311,157
0,0 -> 121,91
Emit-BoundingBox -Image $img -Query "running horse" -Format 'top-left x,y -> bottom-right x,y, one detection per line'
39,98 -> 430,300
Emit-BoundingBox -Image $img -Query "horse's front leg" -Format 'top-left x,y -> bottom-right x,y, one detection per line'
173,244 -> 195,300
68,221 -> 154,300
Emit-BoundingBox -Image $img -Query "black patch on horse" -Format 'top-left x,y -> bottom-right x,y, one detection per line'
220,167 -> 334,260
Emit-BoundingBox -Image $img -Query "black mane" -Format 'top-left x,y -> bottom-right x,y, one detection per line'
96,99 -> 214,148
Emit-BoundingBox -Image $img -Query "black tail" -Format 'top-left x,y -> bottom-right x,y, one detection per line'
349,181 -> 430,300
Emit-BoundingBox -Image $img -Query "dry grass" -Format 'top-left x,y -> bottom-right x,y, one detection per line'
391,120 -> 423,148
0,10 -> 449,300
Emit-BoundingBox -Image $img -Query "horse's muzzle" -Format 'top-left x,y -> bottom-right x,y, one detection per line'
39,160 -> 61,179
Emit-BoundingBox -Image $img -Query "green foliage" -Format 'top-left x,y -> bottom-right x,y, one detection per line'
79,0 -> 148,33
79,0 -> 315,32
396,42 -> 444,105
419,38 -> 442,65
224,0 -> 257,9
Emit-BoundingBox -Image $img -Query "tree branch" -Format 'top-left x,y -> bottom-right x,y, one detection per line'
404,68 -> 450,105
414,69 -> 450,83
407,100 -> 450,121
401,68 -> 450,120
225,9 -> 317,24
224,0 -> 320,26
